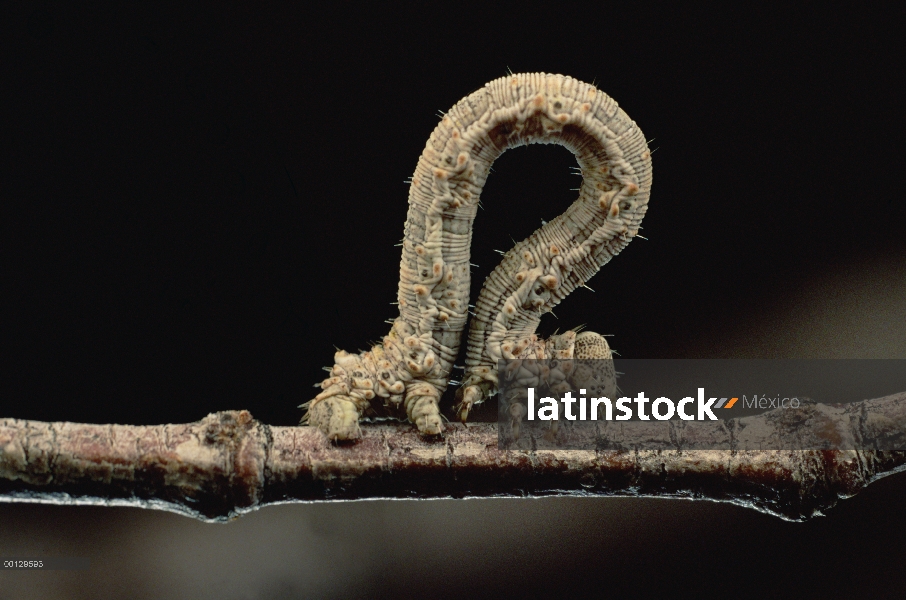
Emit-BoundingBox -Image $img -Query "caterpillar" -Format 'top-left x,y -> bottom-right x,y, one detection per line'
301,72 -> 652,441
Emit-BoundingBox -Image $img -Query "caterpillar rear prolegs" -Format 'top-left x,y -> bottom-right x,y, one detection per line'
302,319 -> 445,439
302,73 -> 652,441
404,382 -> 443,436
302,396 -> 362,442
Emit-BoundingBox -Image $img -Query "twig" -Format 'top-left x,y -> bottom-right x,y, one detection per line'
2,391 -> 906,522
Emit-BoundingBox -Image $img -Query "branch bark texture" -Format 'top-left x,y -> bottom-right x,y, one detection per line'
3,391 -> 906,522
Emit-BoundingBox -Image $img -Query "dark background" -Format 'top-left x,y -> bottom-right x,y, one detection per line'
2,2 -> 905,598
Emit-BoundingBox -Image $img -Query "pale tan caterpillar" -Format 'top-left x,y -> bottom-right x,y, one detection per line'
302,73 -> 652,441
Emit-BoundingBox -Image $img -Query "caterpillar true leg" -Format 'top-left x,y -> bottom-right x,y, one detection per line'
495,330 -> 618,443
303,73 -> 652,440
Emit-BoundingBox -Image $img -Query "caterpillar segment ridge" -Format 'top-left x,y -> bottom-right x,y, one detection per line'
302,72 -> 652,440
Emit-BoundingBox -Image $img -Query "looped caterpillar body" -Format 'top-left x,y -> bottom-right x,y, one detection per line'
302,73 -> 652,441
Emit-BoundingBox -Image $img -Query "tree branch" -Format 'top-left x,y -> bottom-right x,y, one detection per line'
3,391 -> 906,522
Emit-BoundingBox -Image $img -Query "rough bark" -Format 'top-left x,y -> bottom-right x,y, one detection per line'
2,391 -> 906,523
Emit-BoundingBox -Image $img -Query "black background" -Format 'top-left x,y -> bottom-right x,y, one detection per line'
2,3 -> 905,598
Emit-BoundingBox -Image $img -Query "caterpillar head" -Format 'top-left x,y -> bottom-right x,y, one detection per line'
570,331 -> 617,399
574,331 -> 612,360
